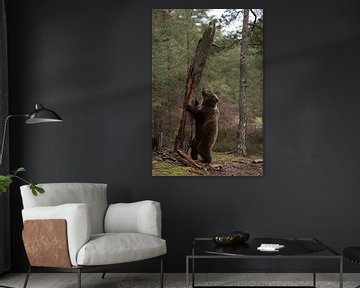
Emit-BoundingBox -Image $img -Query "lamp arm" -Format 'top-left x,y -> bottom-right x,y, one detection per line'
0,114 -> 28,169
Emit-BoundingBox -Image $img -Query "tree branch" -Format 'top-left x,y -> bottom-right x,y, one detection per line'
250,9 -> 257,31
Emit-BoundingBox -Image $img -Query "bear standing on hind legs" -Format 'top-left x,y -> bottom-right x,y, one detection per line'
186,88 -> 220,164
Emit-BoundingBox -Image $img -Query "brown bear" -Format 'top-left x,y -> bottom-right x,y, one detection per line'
186,88 -> 219,163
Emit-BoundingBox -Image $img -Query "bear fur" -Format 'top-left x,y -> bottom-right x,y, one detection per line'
186,88 -> 219,163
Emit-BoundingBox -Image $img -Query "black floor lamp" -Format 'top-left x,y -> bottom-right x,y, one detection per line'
0,103 -> 62,288
0,103 -> 63,167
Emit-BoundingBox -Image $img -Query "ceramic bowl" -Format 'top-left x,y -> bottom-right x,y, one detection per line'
212,234 -> 237,245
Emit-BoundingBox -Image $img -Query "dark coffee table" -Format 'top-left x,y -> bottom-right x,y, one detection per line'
186,237 -> 342,288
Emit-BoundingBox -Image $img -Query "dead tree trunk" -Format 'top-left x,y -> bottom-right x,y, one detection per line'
174,21 -> 215,152
237,9 -> 249,156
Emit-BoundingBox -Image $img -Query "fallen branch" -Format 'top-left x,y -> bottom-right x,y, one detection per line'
225,150 -> 237,155
176,149 -> 202,169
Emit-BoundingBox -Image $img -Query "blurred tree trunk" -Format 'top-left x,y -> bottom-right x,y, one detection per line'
166,40 -> 172,131
237,9 -> 249,156
174,22 -> 215,152
152,60 -> 158,149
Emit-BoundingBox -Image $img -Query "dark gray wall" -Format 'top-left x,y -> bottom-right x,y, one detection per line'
0,0 -> 10,274
6,0 -> 360,272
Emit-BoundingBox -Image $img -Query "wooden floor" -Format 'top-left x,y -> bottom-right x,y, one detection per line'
0,273 -> 358,288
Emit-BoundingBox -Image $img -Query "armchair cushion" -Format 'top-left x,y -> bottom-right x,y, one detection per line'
76,233 -> 167,266
22,203 -> 91,266
21,183 -> 108,234
104,200 -> 162,237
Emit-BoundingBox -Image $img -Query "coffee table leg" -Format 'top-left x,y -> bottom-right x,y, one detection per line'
339,257 -> 343,288
185,257 -> 195,288
192,257 -> 195,288
313,255 -> 316,287
186,257 -> 189,288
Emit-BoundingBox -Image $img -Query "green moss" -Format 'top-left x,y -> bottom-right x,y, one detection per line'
212,152 -> 250,164
152,161 -> 196,176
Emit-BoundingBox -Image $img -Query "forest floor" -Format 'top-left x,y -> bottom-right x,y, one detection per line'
152,148 -> 263,176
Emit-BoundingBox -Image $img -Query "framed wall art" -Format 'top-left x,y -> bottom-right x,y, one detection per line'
152,9 -> 263,176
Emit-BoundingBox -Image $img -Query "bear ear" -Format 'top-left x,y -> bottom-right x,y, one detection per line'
202,87 -> 207,96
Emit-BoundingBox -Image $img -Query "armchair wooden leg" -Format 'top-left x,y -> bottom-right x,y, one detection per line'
160,257 -> 164,288
77,268 -> 81,288
23,266 -> 31,288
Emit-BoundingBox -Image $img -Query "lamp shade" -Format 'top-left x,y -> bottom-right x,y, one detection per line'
25,104 -> 63,124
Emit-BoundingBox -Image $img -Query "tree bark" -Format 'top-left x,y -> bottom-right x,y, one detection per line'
237,9 -> 249,156
174,21 -> 215,152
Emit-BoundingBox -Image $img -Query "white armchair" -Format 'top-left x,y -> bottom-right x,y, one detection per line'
20,183 -> 166,288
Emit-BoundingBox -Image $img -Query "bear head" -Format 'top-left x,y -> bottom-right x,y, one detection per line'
201,88 -> 219,107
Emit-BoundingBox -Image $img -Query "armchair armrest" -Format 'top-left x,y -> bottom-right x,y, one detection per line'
104,200 -> 162,237
22,203 -> 91,266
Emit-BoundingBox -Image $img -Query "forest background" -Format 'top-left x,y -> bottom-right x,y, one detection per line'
152,9 -> 264,176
